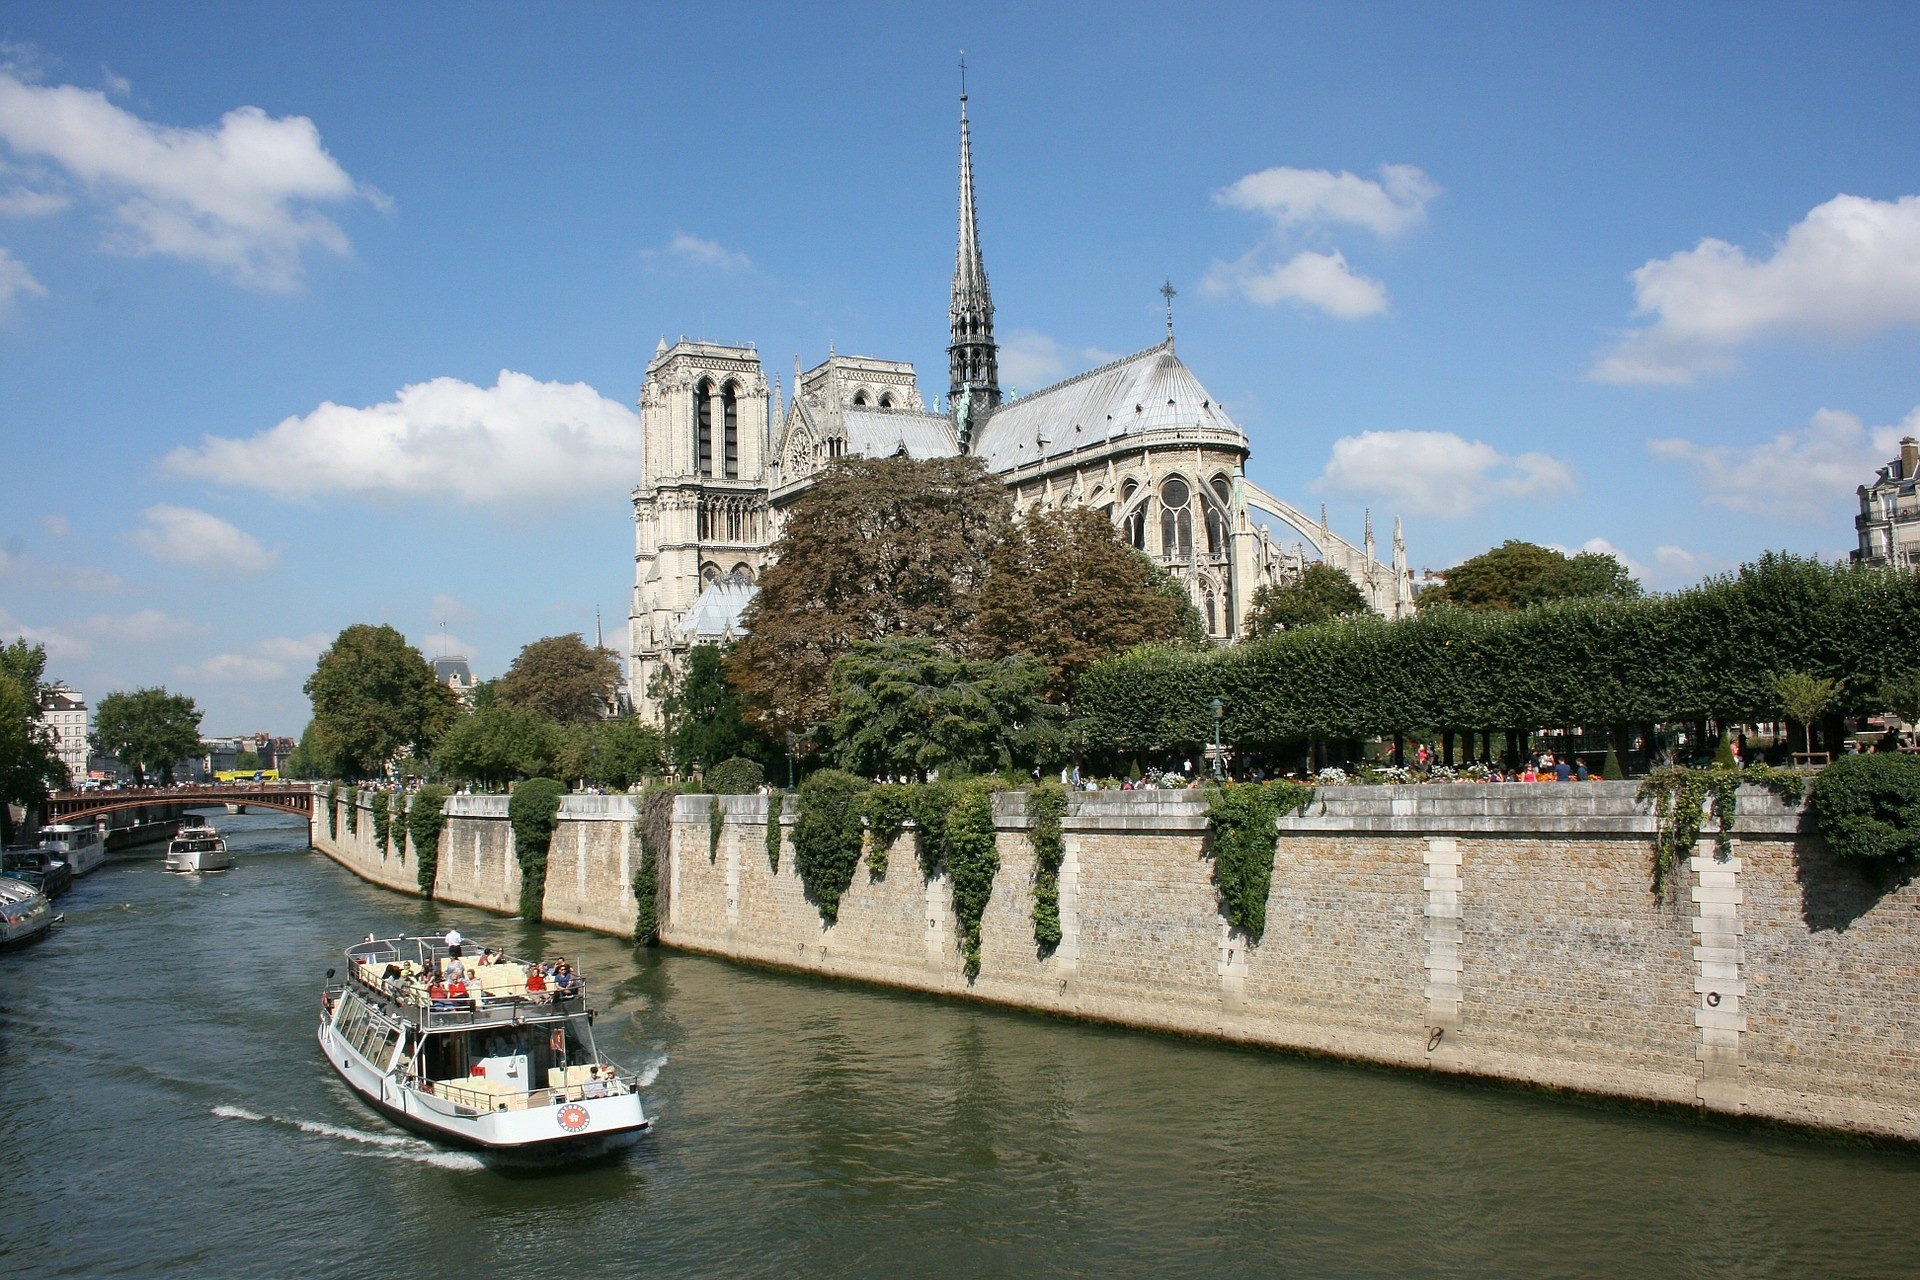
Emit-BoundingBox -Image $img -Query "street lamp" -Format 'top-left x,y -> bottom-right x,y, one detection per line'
785,729 -> 796,790
1209,696 -> 1225,781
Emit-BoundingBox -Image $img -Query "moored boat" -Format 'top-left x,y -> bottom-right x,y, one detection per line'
36,823 -> 107,877
318,935 -> 650,1152
0,877 -> 60,946
163,823 -> 232,873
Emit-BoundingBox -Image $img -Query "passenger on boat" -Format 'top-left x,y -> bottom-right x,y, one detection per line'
525,965 -> 547,995
445,955 -> 467,984
552,962 -> 577,993
445,928 -> 463,959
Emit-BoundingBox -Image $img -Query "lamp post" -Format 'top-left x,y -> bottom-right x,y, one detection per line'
785,730 -> 796,790
1209,696 -> 1224,781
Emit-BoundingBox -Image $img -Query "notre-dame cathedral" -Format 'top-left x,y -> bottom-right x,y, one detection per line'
627,92 -> 1414,720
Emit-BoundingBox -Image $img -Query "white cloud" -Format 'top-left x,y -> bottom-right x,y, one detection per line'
1648,405 -> 1917,519
0,245 -> 46,316
255,632 -> 330,664
128,505 -> 278,575
170,632 -> 330,685
1215,163 -> 1439,238
660,232 -> 750,272
40,513 -> 71,536
1206,248 -> 1388,317
1206,162 -> 1434,319
78,608 -> 199,643
164,370 -> 643,510
998,330 -> 1122,391
415,630 -> 480,665
0,71 -> 380,290
1315,430 -> 1575,518
427,594 -> 477,624
0,607 -> 88,661
0,188 -> 65,216
1591,194 -> 1920,384
1653,545 -> 1730,585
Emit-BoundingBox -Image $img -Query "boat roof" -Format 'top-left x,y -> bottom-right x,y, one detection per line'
0,879 -> 42,904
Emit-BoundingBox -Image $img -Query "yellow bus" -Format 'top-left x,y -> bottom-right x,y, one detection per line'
214,769 -> 280,782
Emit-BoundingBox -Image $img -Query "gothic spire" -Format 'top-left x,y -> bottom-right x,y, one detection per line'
949,66 -> 999,444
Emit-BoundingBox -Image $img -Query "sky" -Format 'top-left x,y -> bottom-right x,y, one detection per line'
1,3 -> 1917,736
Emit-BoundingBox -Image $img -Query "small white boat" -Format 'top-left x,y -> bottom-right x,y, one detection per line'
318,935 -> 651,1153
36,823 -> 106,877
224,803 -> 247,815
0,878 -> 59,946
163,823 -> 232,873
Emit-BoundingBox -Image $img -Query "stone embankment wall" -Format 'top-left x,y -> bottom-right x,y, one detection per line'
311,782 -> 1920,1143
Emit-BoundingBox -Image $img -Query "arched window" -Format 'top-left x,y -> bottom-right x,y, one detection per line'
722,383 -> 739,479
1204,591 -> 1217,636
852,390 -> 869,406
879,393 -> 895,408
1160,477 -> 1193,558
694,379 -> 713,476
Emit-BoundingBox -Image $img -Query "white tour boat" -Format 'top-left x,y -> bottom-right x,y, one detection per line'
0,877 -> 59,946
163,822 -> 232,873
36,823 -> 106,877
317,935 -> 651,1153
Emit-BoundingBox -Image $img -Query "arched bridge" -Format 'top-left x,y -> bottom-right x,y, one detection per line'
46,783 -> 316,823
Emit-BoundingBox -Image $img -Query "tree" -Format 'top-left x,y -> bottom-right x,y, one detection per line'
92,687 -> 203,784
823,637 -> 1059,778
0,672 -> 68,845
1244,562 -> 1371,637
1875,670 -> 1920,726
304,624 -> 457,778
495,634 -> 621,722
432,706 -> 560,789
593,716 -> 667,789
727,454 -> 1011,734
969,505 -> 1199,701
655,643 -> 770,771
1773,670 -> 1840,755
283,721 -> 323,780
0,637 -> 51,701
1421,541 -> 1640,611
232,750 -> 261,773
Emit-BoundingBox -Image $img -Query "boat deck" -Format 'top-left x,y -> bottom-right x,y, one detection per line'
344,935 -> 589,1031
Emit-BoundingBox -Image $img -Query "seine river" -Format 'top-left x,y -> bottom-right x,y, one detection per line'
6,810 -> 1920,1278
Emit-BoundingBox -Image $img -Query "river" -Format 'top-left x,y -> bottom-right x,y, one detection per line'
4,809 -> 1919,1278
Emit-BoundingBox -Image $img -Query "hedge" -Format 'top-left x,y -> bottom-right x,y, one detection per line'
1077,555 -> 1920,752
1809,753 -> 1920,869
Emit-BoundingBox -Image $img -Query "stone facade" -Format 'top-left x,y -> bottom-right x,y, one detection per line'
1853,434 -> 1920,568
310,782 -> 1920,1143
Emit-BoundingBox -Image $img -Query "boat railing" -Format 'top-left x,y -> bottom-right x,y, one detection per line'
411,1067 -> 634,1114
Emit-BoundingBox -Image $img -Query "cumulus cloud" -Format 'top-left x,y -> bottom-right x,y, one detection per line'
0,245 -> 46,316
128,505 -> 278,575
1590,194 -> 1920,384
653,231 -> 750,272
0,606 -> 88,661
0,71 -> 381,290
1208,248 -> 1388,317
1648,405 -> 1917,519
0,187 -> 65,216
164,370 -> 643,510
998,330 -> 1122,390
1315,429 -> 1575,518
1205,163 -> 1435,318
171,632 -> 329,683
1216,163 -> 1439,238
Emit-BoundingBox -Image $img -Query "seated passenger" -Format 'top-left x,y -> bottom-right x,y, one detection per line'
552,962 -> 578,992
525,965 -> 547,994
445,955 -> 467,984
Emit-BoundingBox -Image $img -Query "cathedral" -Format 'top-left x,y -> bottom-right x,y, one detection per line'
627,92 -> 1413,720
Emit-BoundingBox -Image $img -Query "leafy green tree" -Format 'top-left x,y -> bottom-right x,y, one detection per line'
232,750 -> 262,772
594,716 -> 667,789
823,637 -> 1059,778
969,505 -> 1198,701
304,624 -> 457,778
1772,670 -> 1840,755
1244,562 -> 1371,637
656,643 -> 771,771
1421,540 -> 1640,611
728,454 -> 1010,734
432,706 -> 560,789
91,687 -> 203,784
495,633 -> 621,723
467,679 -> 498,711
1875,670 -> 1920,725
0,672 -> 68,845
0,637 -> 51,701
283,721 -> 323,779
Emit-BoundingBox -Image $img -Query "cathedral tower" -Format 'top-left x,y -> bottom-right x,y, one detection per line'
948,88 -> 999,445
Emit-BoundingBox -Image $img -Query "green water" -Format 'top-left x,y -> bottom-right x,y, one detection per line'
5,811 -> 1919,1278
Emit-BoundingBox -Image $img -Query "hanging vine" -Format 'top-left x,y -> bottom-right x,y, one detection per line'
708,795 -> 725,863
1026,783 -> 1067,951
766,794 -> 785,873
946,779 -> 1000,980
632,818 -> 660,944
370,791 -> 392,856
1637,764 -> 1804,896
325,783 -> 341,838
406,784 -> 450,897
861,784 -> 917,879
1204,781 -> 1313,941
344,790 -> 359,836
793,769 -> 870,924
507,778 -> 565,920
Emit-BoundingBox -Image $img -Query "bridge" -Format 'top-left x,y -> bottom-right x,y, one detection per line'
46,782 -> 316,824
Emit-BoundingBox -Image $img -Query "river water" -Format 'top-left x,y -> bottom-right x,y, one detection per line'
5,810 -> 1920,1278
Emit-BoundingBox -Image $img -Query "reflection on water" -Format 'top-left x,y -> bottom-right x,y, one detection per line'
4,808 -> 1920,1278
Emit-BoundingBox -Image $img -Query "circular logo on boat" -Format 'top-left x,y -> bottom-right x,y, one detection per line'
557,1103 -> 591,1133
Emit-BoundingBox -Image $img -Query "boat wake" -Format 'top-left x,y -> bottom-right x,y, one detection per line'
211,1104 -> 484,1171
636,1053 -> 667,1088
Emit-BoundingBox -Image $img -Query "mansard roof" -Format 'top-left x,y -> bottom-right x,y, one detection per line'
843,408 -> 959,461
968,341 -> 1248,474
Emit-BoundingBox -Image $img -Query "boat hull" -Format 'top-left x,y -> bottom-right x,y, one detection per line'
317,1021 -> 649,1152
164,850 -> 234,872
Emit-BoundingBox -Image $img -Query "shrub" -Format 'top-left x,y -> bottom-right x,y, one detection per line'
406,784 -> 451,898
1602,747 -> 1625,781
708,795 -> 724,863
766,793 -> 785,873
632,819 -> 660,944
945,778 -> 1000,979
707,757 -> 765,795
793,769 -> 870,923
1809,754 -> 1920,869
861,784 -> 918,878
508,778 -> 566,920
1027,783 -> 1067,951
370,791 -> 392,856
344,791 -> 359,836
1204,781 -> 1311,940
326,782 -> 341,838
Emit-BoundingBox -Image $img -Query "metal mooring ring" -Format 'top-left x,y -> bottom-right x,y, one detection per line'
1427,1027 -> 1445,1052
1706,991 -> 1722,1008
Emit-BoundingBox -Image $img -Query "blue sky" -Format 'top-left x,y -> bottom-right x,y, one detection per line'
2,3 -> 1917,735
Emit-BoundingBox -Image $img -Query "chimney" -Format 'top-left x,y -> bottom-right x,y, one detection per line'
1903,436 -> 1918,480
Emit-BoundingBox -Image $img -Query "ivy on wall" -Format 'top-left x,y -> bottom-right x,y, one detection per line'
632,818 -> 660,944
406,784 -> 450,898
370,791 -> 392,857
945,779 -> 1000,980
708,795 -> 725,863
1638,764 -> 1803,895
860,784 -> 917,879
1204,781 -> 1313,941
793,769 -> 868,924
765,794 -> 784,873
1026,783 -> 1066,951
325,783 -> 340,838
344,791 -> 358,836
507,778 -> 566,920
